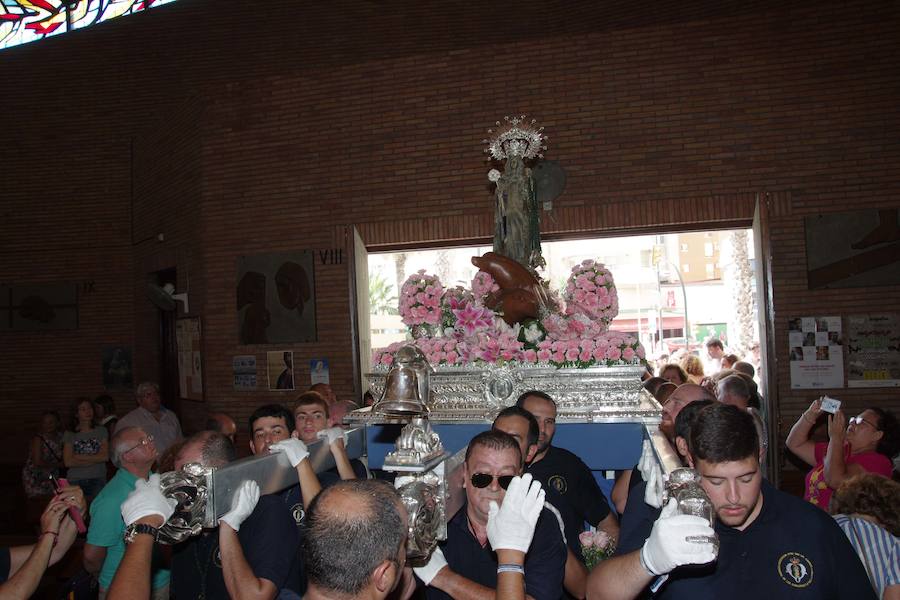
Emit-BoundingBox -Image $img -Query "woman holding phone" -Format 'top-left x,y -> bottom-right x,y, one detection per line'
787,398 -> 898,510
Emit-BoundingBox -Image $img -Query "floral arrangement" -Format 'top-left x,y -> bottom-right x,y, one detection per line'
564,260 -> 619,326
579,530 -> 617,570
398,270 -> 443,332
373,260 -> 646,369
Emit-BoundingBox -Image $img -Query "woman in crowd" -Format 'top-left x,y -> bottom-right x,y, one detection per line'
658,363 -> 688,385
679,354 -> 705,384
787,398 -> 898,510
22,411 -> 64,504
721,353 -> 739,370
63,398 -> 109,500
830,473 -> 900,599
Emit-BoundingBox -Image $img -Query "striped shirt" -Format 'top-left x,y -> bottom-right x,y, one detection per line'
834,514 -> 900,598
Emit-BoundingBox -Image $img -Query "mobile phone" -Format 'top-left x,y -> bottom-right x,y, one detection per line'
821,396 -> 841,415
49,475 -> 87,534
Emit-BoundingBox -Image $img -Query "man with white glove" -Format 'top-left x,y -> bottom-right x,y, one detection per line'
294,392 -> 368,486
486,473 -> 545,600
317,426 -> 362,481
220,480 -> 261,532
591,501 -> 714,600
170,430 -> 301,599
250,403 -> 322,525
588,404 -> 874,599
415,431 -> 566,600
639,499 -> 716,576
107,475 -> 177,600
642,463 -> 664,509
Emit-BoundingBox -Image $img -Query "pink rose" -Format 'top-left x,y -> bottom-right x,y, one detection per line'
623,347 -> 635,361
523,349 -> 538,363
608,347 -> 622,361
565,348 -> 580,361
537,349 -> 552,362
579,349 -> 593,362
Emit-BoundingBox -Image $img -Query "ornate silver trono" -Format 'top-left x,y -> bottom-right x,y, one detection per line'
373,345 -> 433,416
157,462 -> 213,545
352,363 -> 659,424
385,418 -> 445,467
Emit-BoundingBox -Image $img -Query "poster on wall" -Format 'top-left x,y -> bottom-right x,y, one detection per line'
310,358 -> 329,386
102,346 -> 133,389
847,314 -> 900,387
176,317 -> 203,400
233,355 -> 257,391
805,209 -> 900,289
268,350 -> 295,391
788,316 -> 844,389
236,251 -> 316,344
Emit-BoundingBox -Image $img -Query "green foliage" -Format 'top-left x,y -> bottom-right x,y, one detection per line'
369,272 -> 399,315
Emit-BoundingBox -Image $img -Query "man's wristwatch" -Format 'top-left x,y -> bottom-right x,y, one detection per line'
124,523 -> 160,544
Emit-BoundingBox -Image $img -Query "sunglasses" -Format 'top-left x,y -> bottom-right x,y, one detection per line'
850,416 -> 880,430
470,473 -> 515,490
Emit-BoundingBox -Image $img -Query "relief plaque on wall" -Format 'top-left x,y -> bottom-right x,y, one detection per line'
0,284 -> 78,331
236,251 -> 317,344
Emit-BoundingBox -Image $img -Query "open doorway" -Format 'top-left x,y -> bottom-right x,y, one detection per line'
366,228 -> 761,378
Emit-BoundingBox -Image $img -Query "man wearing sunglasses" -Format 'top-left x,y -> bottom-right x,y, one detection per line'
414,430 -> 567,600
84,426 -> 171,600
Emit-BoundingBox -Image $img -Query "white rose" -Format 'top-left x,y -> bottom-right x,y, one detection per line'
488,169 -> 501,182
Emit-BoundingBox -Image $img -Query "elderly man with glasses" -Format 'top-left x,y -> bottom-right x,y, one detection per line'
413,430 -> 567,600
84,426 -> 170,600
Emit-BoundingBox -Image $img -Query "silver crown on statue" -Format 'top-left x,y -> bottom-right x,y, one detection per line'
483,115 -> 547,161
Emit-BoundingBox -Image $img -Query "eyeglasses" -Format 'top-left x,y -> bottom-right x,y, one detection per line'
470,473 -> 515,490
850,416 -> 880,430
123,434 -> 154,454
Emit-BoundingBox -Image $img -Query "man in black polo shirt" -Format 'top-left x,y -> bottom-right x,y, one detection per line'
517,390 -> 619,560
588,404 -> 876,599
414,430 -> 567,600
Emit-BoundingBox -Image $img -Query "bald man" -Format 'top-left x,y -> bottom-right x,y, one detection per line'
205,412 -> 237,445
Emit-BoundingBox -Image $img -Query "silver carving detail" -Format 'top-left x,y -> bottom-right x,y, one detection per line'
397,479 -> 441,561
385,417 -> 444,467
354,364 -> 657,425
157,463 -> 213,545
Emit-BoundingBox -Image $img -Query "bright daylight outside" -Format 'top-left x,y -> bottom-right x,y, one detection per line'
368,228 -> 759,369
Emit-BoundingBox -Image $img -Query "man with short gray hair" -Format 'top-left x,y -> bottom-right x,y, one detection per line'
115,382 -> 182,454
84,427 -> 169,599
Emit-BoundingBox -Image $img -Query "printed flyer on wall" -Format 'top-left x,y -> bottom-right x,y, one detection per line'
788,316 -> 844,389
847,314 -> 900,387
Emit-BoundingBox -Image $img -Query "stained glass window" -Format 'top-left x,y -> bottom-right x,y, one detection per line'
1,0 -> 179,51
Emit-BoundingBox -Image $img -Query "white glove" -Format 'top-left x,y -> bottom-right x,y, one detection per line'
638,440 -> 654,481
317,426 -> 349,447
270,438 -> 309,467
121,474 -> 178,526
644,464 -> 664,509
414,546 -> 448,586
640,499 -> 717,576
219,480 -> 260,532
487,473 -> 545,552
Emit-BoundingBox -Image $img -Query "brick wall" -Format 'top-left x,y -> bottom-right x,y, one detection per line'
1,1 -> 898,475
